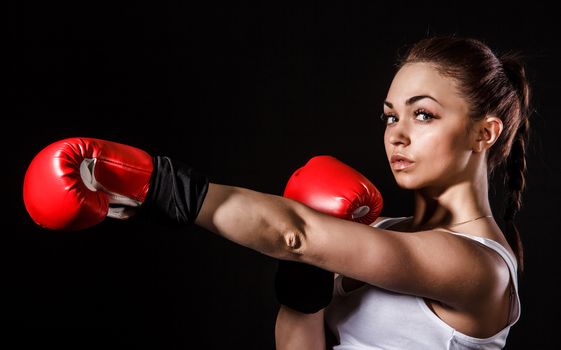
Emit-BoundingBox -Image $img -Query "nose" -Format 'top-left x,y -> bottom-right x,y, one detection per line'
386,119 -> 411,147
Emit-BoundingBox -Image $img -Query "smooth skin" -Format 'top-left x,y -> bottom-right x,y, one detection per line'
195,62 -> 515,349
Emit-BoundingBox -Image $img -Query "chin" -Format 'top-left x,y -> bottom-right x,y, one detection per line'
393,173 -> 424,190
394,179 -> 416,190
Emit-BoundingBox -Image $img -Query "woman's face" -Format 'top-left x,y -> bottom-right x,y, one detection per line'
383,62 -> 475,191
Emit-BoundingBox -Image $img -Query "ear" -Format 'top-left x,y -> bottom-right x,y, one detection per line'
472,115 -> 503,153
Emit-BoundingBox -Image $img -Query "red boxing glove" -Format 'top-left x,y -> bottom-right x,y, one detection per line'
284,155 -> 383,225
275,156 -> 383,313
23,137 -> 153,231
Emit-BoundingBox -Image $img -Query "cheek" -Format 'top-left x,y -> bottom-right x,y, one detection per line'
418,131 -> 471,172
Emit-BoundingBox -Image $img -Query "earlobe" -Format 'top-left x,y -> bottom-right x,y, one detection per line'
472,123 -> 487,153
473,136 -> 484,153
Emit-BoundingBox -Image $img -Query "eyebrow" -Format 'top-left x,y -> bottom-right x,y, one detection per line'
384,95 -> 441,108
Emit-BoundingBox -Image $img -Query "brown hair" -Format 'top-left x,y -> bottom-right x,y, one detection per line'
398,36 -> 531,271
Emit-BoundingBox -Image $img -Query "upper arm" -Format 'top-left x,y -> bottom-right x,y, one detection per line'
292,208 -> 500,308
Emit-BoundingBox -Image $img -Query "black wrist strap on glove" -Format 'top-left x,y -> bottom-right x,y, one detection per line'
144,156 -> 209,225
274,260 -> 334,314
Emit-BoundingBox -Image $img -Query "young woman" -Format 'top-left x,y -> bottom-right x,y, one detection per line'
24,36 -> 530,349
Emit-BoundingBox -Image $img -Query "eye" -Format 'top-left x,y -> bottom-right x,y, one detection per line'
380,113 -> 398,125
414,109 -> 435,122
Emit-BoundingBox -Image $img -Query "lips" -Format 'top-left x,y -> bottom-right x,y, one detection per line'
390,154 -> 415,171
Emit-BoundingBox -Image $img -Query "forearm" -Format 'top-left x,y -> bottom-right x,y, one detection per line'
275,306 -> 326,350
194,183 -> 304,259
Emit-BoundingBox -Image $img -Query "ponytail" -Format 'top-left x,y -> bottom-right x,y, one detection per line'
500,53 -> 532,272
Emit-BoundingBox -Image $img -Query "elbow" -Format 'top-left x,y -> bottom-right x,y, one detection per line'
277,203 -> 318,261
284,229 -> 304,252
279,228 -> 307,260
270,197 -> 311,261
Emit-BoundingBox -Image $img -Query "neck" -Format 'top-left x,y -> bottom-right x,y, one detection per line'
409,160 -> 493,231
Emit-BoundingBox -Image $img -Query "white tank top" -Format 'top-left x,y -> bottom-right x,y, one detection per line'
324,217 -> 521,350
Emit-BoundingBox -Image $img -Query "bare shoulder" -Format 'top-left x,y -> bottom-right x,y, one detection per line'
414,229 -> 508,270
419,229 -> 511,296
411,229 -> 514,335
370,228 -> 508,304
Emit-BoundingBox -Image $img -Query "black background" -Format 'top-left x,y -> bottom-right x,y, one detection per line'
7,2 -> 560,349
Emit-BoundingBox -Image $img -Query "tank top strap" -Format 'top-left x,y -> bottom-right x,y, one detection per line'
372,216 -> 411,229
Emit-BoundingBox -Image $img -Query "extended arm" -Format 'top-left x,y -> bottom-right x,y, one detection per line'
23,137 -> 499,309
195,181 -> 496,307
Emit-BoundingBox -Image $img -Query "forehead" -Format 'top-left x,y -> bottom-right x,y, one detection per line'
386,62 -> 463,107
